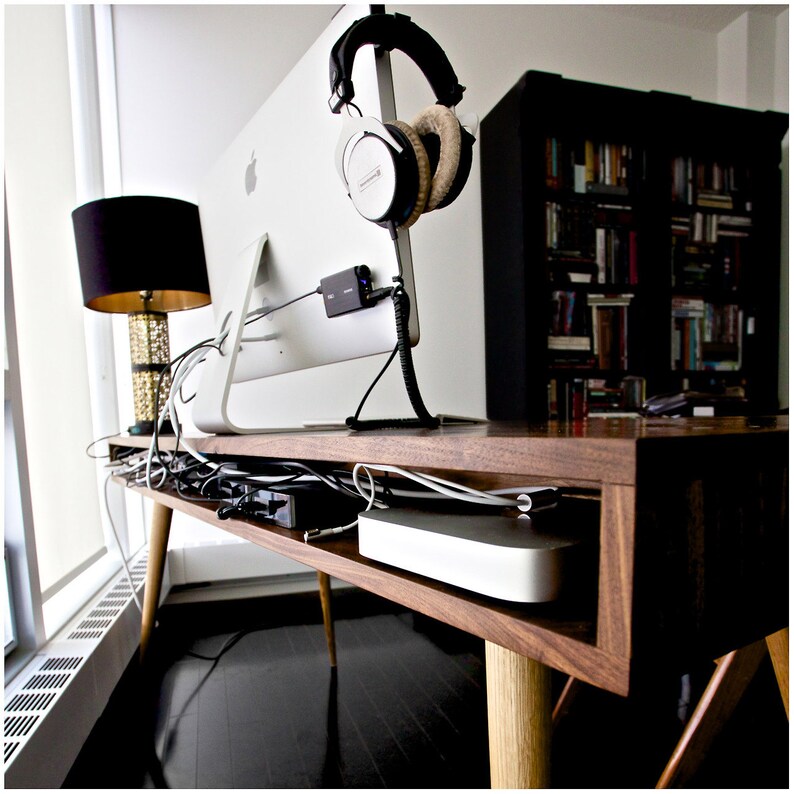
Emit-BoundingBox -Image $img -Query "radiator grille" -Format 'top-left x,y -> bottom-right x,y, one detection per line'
3,654 -> 83,766
65,558 -> 147,641
4,553 -> 147,770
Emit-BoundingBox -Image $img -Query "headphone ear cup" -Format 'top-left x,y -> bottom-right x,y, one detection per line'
434,125 -> 474,210
387,120 -> 431,229
341,122 -> 424,227
411,105 -> 464,212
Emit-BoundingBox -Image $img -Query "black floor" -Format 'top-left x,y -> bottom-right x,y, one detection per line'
65,588 -> 788,789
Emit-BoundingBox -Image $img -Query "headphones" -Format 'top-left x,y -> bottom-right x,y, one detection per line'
329,12 -> 476,231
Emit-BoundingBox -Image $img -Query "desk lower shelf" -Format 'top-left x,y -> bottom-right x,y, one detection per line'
114,417 -> 788,701
124,480 -> 630,695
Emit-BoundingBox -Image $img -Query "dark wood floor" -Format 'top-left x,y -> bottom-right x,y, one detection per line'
65,587 -> 788,789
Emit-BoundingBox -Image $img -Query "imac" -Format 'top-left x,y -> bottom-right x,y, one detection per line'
193,4 -> 421,433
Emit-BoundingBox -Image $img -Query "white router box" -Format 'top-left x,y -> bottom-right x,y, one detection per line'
358,508 -> 578,603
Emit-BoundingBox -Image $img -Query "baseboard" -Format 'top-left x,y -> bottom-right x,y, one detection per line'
164,571 -> 351,605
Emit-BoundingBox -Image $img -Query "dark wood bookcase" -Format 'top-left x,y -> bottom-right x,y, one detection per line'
482,70 -> 788,421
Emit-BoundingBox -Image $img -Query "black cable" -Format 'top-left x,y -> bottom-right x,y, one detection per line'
185,625 -> 262,662
348,342 -> 399,425
248,460 -> 362,499
391,284 -> 439,428
345,223 -> 438,430
346,284 -> 439,430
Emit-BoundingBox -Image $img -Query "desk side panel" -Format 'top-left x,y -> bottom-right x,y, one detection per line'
597,484 -> 635,658
632,432 -> 788,671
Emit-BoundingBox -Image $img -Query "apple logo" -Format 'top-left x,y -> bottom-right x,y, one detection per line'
245,150 -> 257,195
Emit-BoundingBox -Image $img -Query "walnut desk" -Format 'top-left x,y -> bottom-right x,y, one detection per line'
110,417 -> 788,788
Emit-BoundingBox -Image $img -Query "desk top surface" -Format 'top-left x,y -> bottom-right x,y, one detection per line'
111,416 -> 786,488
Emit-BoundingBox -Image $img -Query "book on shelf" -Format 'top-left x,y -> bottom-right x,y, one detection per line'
671,296 -> 705,317
696,190 -> 733,209
548,291 -> 596,367
548,255 -> 597,284
594,226 -> 638,284
548,335 -> 591,350
670,217 -> 748,290
587,182 -> 629,197
586,381 -> 624,412
547,377 -> 587,420
671,299 -> 742,371
546,201 -> 594,254
550,289 -> 590,337
588,293 -> 633,306
548,375 -> 646,420
671,155 -> 749,209
671,316 -> 702,370
547,200 -> 638,286
545,137 -> 639,194
587,293 -> 632,370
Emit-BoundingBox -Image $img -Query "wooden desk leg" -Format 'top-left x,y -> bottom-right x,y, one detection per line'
655,639 -> 767,788
485,641 -> 551,788
766,628 -> 789,719
552,675 -> 582,730
317,571 -> 337,668
139,501 -> 173,665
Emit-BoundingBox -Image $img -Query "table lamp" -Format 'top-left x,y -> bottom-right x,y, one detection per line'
72,195 -> 211,435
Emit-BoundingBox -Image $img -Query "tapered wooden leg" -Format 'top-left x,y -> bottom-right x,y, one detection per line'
655,639 -> 767,788
317,571 -> 337,668
139,501 -> 173,665
552,675 -> 582,730
766,628 -> 789,719
485,641 -> 551,788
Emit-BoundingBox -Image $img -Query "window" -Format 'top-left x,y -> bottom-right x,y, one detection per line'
4,5 -> 143,665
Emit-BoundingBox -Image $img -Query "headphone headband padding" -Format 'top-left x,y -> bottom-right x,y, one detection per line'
411,105 -> 462,212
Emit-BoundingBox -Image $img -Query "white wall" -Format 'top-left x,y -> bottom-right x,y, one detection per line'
107,4 -> 787,550
386,4 -> 725,420
110,3 -> 755,424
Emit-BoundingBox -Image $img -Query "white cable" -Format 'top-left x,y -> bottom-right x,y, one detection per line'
335,473 -> 557,503
351,463 -> 543,509
103,473 -> 143,612
146,330 -> 230,488
304,464 -> 379,542
307,463 -> 550,543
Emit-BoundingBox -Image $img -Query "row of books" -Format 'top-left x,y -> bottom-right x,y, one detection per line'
683,212 -> 752,244
547,292 -> 632,371
546,201 -> 639,285
671,297 -> 743,371
670,155 -> 751,210
548,376 -> 646,420
596,226 -> 639,285
670,216 -> 750,290
545,137 -> 640,195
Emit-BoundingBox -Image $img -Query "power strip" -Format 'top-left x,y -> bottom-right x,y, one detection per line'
358,508 -> 579,602
216,481 -> 359,529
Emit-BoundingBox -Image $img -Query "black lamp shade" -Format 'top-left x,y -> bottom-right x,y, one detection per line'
72,195 -> 211,313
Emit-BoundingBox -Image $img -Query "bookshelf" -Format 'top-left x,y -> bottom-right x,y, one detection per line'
482,70 -> 788,421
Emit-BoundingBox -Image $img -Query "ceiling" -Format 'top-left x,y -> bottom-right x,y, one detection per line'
598,4 -> 788,33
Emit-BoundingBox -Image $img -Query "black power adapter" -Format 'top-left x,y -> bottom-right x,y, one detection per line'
320,265 -> 374,317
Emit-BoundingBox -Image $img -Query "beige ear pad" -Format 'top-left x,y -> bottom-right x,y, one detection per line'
411,105 -> 462,212
388,119 -> 431,229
